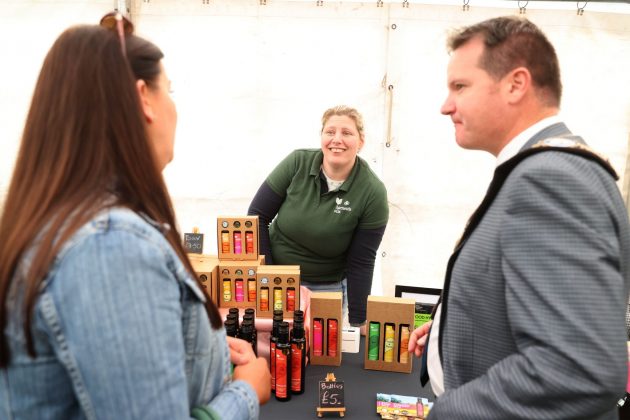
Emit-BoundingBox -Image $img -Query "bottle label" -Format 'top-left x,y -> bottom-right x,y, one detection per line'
246,231 -> 254,254
221,231 -> 230,253
248,279 -> 257,302
384,324 -> 395,363
274,288 -> 283,311
291,343 -> 302,391
270,342 -> 276,390
276,351 -> 288,398
368,322 -> 380,361
260,288 -> 269,311
313,319 -> 323,356
233,231 -> 242,254
327,319 -> 338,357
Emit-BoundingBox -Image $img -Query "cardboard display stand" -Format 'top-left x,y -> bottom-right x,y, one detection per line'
216,216 -> 259,261
363,296 -> 415,374
188,254 -> 219,303
218,256 -> 266,309
309,292 -> 342,366
256,265 -> 300,318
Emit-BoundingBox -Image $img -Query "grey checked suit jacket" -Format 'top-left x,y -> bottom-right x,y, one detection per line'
431,123 -> 630,419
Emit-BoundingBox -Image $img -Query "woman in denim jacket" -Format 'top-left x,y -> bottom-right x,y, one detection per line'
0,15 -> 270,419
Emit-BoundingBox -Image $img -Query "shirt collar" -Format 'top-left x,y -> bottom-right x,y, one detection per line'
496,115 -> 563,166
309,150 -> 325,176
310,150 -> 360,192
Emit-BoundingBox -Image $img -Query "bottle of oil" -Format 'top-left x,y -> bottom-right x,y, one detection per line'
290,316 -> 306,394
224,319 -> 237,338
244,308 -> 257,353
274,322 -> 291,402
270,311 -> 283,394
237,321 -> 255,357
241,314 -> 257,356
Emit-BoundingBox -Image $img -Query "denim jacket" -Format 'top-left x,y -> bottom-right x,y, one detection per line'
1,208 -> 259,419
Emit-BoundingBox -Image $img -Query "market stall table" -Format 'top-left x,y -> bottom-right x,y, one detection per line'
260,338 -> 433,419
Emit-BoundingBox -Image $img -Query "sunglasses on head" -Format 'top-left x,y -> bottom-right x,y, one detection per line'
99,11 -> 134,54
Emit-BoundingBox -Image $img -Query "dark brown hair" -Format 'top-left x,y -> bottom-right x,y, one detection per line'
447,16 -> 562,107
0,25 -> 221,366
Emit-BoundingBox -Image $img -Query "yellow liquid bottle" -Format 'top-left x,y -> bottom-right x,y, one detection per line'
384,324 -> 395,362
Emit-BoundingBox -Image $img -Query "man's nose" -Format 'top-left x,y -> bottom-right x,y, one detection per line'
440,96 -> 454,115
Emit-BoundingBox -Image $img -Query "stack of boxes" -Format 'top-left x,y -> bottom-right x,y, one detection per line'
187,217 -> 416,377
188,216 -> 300,319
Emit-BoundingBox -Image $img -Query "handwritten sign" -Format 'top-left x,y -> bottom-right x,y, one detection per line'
318,380 -> 344,408
184,233 -> 204,254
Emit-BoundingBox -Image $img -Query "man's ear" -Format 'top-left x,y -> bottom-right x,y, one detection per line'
504,66 -> 531,104
136,79 -> 154,123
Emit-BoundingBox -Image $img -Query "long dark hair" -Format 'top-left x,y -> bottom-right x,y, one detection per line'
0,25 -> 221,367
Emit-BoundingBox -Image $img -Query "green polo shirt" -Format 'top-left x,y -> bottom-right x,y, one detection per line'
267,149 -> 388,283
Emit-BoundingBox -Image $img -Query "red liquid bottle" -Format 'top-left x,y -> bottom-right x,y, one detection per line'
290,317 -> 306,394
275,322 -> 291,402
270,311 -> 283,393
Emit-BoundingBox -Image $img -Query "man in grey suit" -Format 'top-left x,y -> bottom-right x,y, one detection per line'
409,16 -> 630,419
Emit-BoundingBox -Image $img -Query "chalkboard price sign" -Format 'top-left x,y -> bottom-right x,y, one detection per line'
319,380 -> 344,408
184,233 -> 204,254
317,373 -> 345,417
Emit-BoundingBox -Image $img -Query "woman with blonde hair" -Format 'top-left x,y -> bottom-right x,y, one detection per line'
248,105 -> 388,332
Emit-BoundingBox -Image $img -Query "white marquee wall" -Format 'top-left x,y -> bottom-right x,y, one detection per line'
1,0 -> 629,296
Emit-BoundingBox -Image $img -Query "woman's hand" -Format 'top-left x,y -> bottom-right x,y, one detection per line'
226,336 -> 256,366
233,357 -> 271,404
408,321 -> 432,358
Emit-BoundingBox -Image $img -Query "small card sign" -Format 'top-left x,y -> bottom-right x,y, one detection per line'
317,373 -> 345,417
184,229 -> 204,254
319,380 -> 344,408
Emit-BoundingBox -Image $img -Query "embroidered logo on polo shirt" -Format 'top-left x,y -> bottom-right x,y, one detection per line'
334,197 -> 352,214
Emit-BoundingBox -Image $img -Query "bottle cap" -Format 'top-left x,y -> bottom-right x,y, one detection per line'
278,322 -> 289,342
292,322 -> 304,339
239,322 -> 253,338
224,319 -> 238,337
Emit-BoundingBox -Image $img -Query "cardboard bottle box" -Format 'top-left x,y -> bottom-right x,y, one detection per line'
364,296 -> 415,373
188,253 -> 219,303
216,216 -> 260,261
309,292 -> 342,366
218,256 -> 266,309
256,265 -> 300,318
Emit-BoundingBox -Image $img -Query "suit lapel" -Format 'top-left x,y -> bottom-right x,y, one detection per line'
436,123 -> 573,362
